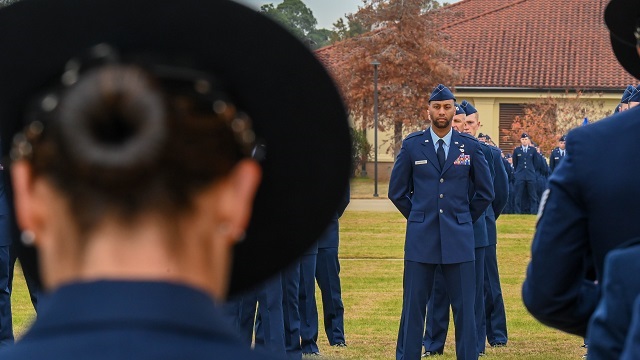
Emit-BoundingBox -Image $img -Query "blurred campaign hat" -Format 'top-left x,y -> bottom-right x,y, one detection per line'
454,103 -> 465,115
429,84 -> 456,102
0,0 -> 351,296
621,85 -> 635,103
460,100 -> 478,115
605,0 -> 640,79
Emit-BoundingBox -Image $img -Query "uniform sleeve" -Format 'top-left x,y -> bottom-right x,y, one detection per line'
388,141 -> 413,219
491,150 -> 509,219
549,150 -> 556,173
469,144 -> 494,223
512,148 -> 518,170
522,133 -> 598,337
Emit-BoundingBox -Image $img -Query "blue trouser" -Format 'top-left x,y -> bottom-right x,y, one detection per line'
221,288 -> 259,346
0,244 -> 11,347
514,179 -> 538,214
299,254 -> 319,354
424,248 -> 486,355
484,243 -> 508,345
316,247 -> 345,345
254,273 -> 286,356
282,262 -> 302,360
397,260 -> 477,360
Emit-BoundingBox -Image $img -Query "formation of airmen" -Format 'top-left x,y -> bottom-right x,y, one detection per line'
223,187 -> 351,359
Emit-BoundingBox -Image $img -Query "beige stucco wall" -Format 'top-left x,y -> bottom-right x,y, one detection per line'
357,90 -> 622,179
454,90 -> 621,147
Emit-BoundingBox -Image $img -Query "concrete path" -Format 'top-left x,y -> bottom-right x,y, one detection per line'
346,198 -> 396,212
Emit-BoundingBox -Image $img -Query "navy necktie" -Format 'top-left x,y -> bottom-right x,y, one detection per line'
437,139 -> 445,169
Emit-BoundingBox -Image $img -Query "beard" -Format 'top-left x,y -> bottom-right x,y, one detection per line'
433,117 -> 451,129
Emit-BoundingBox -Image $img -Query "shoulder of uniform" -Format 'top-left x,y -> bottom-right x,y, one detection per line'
404,130 -> 425,141
458,132 -> 478,141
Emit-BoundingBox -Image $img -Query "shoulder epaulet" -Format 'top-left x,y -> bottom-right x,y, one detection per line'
458,132 -> 479,142
404,130 -> 425,141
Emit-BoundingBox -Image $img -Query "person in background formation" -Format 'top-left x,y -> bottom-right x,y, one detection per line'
511,134 -> 538,215
459,104 -> 510,350
522,0 -> 640,353
390,84 -> 494,360
0,0 -> 352,359
549,135 -> 566,173
501,153 -> 515,215
313,186 -> 350,353
532,142 -> 549,202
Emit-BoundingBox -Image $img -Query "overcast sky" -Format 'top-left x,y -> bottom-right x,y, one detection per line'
235,0 -> 461,29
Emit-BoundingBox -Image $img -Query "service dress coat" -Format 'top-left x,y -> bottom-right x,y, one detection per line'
523,107 -> 640,337
389,129 -> 494,265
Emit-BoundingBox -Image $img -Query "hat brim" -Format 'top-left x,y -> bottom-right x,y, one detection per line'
605,0 -> 640,79
0,0 -> 351,296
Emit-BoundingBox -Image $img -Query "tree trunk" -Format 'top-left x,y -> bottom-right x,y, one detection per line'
393,121 -> 403,159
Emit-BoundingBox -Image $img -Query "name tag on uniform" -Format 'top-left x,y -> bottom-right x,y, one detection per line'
453,154 -> 471,166
414,160 -> 428,165
517,153 -> 522,156
554,157 -> 560,160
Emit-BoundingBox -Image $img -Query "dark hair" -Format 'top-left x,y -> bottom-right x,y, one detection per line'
24,64 -> 247,234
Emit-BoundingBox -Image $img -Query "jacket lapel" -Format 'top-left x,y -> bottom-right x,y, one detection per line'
420,132 -> 441,172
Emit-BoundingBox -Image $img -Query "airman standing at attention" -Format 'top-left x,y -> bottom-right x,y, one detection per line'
511,134 -> 538,214
390,84 -> 493,360
549,135 -> 567,173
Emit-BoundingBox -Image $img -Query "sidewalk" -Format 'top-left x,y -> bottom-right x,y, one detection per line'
346,198 -> 396,212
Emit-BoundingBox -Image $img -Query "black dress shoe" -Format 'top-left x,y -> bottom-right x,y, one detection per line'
332,342 -> 347,347
422,350 -> 444,357
490,342 -> 507,347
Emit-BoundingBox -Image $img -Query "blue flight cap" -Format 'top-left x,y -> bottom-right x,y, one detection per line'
505,153 -> 512,159
454,103 -> 465,115
621,85 -> 635,103
614,104 -> 621,113
429,84 -> 456,102
559,135 -> 566,142
630,86 -> 640,103
521,133 -> 529,139
460,100 -> 478,115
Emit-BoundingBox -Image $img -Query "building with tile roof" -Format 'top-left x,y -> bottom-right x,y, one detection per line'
317,0 -> 635,166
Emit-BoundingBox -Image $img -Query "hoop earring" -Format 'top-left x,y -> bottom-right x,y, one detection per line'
21,230 -> 36,246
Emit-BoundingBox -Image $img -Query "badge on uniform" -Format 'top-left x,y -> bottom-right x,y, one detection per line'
415,160 -> 428,165
453,154 -> 470,165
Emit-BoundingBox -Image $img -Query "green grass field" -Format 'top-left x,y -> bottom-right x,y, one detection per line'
10,212 -> 586,359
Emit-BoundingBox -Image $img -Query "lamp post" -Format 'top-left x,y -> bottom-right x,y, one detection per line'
371,59 -> 380,197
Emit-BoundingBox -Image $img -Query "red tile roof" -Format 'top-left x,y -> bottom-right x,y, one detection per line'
316,0 -> 636,91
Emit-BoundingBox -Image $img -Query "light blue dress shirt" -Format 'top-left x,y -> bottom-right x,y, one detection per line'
429,126 -> 452,160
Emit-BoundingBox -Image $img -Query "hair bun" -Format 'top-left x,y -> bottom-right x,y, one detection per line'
57,65 -> 167,184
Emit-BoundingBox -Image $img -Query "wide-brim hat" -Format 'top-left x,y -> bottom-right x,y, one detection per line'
605,0 -> 640,79
0,0 -> 351,296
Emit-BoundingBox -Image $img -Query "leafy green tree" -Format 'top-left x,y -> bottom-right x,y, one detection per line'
260,0 -> 333,48
0,0 -> 21,7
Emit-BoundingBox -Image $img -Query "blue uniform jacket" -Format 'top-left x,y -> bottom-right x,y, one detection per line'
522,107 -> 640,337
317,186 -> 350,250
587,240 -> 640,360
0,281 -> 285,359
549,147 -> 565,173
621,296 -> 640,360
389,129 -> 494,264
487,145 -> 509,221
512,146 -> 537,181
